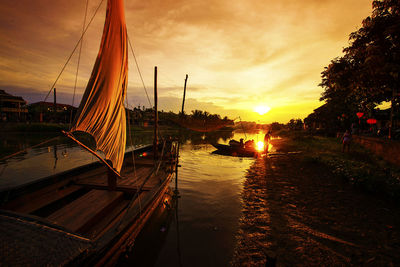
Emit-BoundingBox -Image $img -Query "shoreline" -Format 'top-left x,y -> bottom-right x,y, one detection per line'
232,137 -> 400,266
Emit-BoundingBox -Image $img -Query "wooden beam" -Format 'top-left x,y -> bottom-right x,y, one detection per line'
62,130 -> 122,179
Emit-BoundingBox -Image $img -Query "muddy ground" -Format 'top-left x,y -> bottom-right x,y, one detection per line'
232,138 -> 400,266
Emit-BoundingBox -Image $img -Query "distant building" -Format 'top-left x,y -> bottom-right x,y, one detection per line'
0,90 -> 28,122
29,101 -> 77,123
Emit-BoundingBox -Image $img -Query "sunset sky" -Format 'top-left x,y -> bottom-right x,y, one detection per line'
0,0 -> 372,123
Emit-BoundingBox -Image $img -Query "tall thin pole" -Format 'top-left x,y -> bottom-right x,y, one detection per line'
53,88 -> 57,122
153,66 -> 158,159
176,74 -> 188,193
181,74 -> 188,116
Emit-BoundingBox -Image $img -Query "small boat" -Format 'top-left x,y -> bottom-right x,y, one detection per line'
212,143 -> 258,157
0,0 -> 178,265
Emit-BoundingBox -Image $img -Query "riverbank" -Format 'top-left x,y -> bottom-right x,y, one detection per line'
276,132 -> 400,200
232,137 -> 400,266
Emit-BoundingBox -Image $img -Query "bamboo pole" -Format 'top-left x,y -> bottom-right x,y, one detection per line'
176,75 -> 188,194
153,66 -> 158,159
53,88 -> 57,121
181,74 -> 188,116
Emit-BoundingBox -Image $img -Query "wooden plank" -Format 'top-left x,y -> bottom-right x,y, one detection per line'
11,185 -> 81,214
1,179 -> 81,214
75,166 -> 151,187
85,199 -> 129,239
119,167 -> 154,186
47,189 -> 123,233
94,172 -> 173,266
93,192 -> 147,240
74,183 -> 152,193
72,167 -> 108,183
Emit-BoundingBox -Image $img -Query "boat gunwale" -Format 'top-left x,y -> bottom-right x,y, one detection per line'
89,170 -> 175,265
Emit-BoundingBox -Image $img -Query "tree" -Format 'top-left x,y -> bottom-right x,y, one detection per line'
315,0 -> 400,133
344,0 -> 400,105
287,119 -> 303,130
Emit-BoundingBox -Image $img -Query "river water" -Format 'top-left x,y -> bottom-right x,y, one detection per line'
0,130 -> 272,266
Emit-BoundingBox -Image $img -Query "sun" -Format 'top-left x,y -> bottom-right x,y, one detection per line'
256,141 -> 264,151
254,105 -> 271,115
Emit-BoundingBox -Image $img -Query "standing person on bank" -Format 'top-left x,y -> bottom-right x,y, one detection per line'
264,131 -> 272,153
342,130 -> 352,152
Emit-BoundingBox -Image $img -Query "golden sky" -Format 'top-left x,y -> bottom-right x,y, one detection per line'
0,0 -> 372,123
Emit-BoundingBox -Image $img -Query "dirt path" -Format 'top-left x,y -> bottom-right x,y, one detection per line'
232,138 -> 400,266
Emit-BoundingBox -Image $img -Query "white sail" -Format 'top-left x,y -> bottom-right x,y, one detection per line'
71,0 -> 128,173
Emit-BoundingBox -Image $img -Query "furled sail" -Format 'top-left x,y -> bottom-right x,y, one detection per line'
71,0 -> 128,173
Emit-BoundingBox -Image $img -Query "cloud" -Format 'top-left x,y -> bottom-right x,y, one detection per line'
0,0 -> 372,123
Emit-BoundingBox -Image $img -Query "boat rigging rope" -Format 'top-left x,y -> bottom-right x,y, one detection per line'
127,35 -> 152,108
69,0 -> 90,129
127,33 -> 166,142
43,0 -> 106,103
125,98 -> 142,214
116,140 -> 167,231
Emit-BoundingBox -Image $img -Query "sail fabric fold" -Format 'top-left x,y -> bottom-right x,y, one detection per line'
71,0 -> 128,173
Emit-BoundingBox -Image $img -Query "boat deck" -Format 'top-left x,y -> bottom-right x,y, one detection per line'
0,141 -> 178,266
0,154 -> 169,238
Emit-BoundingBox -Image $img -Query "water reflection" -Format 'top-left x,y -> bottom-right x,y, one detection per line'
119,131 -> 271,266
0,130 -> 270,266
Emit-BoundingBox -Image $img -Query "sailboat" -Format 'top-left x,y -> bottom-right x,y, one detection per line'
0,0 -> 178,265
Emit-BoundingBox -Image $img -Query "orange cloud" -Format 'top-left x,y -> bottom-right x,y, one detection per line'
0,0 -> 372,123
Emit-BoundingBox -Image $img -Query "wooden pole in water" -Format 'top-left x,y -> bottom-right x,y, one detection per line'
53,88 -> 57,122
154,66 -> 158,159
176,74 -> 188,194
181,74 -> 188,116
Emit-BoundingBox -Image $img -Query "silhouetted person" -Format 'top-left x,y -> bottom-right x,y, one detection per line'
342,130 -> 351,152
264,131 -> 271,152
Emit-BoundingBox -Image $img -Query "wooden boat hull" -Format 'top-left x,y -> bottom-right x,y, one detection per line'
0,142 -> 178,266
212,143 -> 257,157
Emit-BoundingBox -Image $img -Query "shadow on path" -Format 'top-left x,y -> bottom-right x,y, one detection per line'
232,141 -> 400,266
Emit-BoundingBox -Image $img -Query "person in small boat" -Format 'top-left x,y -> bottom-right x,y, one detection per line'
239,138 -> 244,148
229,139 -> 240,147
244,139 -> 255,150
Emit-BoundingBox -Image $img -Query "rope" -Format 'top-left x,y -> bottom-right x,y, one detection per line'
127,35 -> 152,108
126,33 -> 165,150
116,139 -> 168,231
69,0 -> 90,129
155,139 -> 166,175
125,99 -> 142,214
43,0 -> 106,103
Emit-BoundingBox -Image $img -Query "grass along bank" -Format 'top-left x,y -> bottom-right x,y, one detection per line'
274,131 -> 400,201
